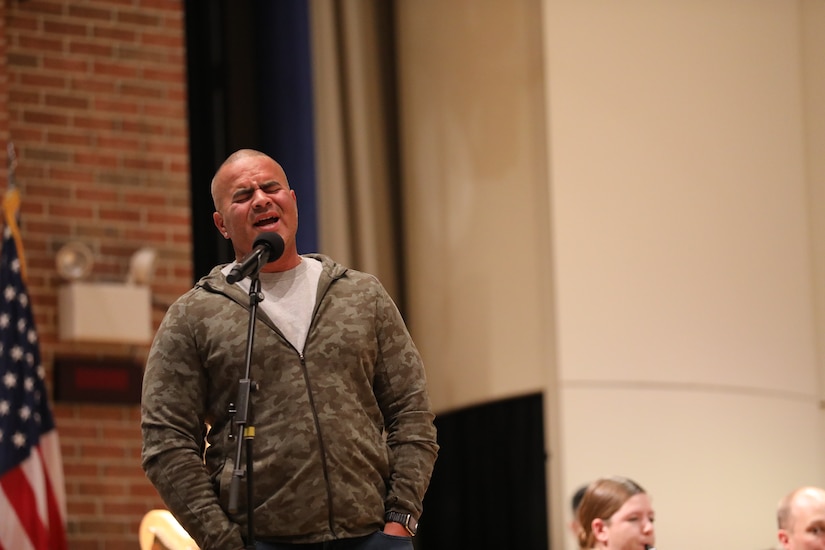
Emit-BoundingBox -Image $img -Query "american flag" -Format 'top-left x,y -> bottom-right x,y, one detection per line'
0,188 -> 68,550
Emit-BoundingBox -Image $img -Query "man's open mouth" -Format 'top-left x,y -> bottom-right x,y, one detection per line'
254,216 -> 279,227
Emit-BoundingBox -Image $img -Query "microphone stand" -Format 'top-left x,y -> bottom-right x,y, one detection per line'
228,273 -> 263,549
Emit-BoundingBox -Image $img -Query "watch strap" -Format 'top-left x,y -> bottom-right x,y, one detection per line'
385,511 -> 418,536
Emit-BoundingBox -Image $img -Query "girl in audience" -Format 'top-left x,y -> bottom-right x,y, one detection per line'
576,476 -> 656,550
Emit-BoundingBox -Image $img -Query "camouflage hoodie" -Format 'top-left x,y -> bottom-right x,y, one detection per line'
141,255 -> 438,549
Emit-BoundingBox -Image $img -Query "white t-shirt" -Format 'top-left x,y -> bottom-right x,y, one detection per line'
223,257 -> 323,352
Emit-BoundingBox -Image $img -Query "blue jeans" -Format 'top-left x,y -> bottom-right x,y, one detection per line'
254,531 -> 413,550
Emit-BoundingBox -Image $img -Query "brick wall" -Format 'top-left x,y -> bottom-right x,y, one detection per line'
3,0 -> 192,548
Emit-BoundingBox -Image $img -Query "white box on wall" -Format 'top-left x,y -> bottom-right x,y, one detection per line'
58,282 -> 152,344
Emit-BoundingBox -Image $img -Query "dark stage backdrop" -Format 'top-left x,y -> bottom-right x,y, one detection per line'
184,3 -> 549,549
185,0 -> 318,280
416,393 -> 549,550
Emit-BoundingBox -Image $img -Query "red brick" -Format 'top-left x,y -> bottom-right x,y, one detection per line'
116,11 -> 161,27
76,188 -> 118,202
25,182 -> 73,198
43,55 -> 88,72
63,462 -> 100,477
50,167 -> 96,183
140,67 -> 181,83
68,41 -> 113,57
92,25 -> 136,42
19,72 -> 66,88
72,518 -> 129,534
45,93 -> 89,109
92,60 -> 139,79
72,78 -> 116,94
66,499 -> 98,516
14,2 -> 64,17
7,15 -> 40,33
102,501 -> 152,516
44,20 -> 87,37
48,131 -> 94,147
119,82 -> 163,99
49,204 -> 95,218
95,135 -> 140,149
67,6 -> 112,22
93,98 -> 140,116
9,89 -> 40,104
73,152 -> 118,168
140,31 -> 182,49
17,34 -> 63,52
23,109 -> 69,125
59,423 -> 99,439
6,3 -> 190,547
73,114 -> 117,131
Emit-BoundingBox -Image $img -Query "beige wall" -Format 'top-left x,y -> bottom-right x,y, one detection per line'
396,0 -> 553,414
802,0 -> 825,408
396,0 -> 825,549
544,1 -> 825,548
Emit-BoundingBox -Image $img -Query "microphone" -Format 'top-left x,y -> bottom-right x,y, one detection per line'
226,232 -> 285,284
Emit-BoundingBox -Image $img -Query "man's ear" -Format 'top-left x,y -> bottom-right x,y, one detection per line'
777,529 -> 790,549
592,518 -> 609,544
213,211 -> 228,239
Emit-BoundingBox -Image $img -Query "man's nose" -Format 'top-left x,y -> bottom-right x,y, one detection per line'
251,187 -> 271,206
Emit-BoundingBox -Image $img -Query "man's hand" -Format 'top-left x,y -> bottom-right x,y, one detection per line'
383,521 -> 411,537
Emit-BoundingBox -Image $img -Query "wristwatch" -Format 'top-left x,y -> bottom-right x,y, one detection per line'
385,511 -> 419,536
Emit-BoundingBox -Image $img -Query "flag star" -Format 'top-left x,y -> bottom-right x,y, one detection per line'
2,371 -> 16,388
1,224 -> 62,516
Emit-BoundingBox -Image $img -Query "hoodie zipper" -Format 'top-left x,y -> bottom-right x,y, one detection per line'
297,265 -> 347,537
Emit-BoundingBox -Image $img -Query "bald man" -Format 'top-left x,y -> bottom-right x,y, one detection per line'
777,486 -> 825,550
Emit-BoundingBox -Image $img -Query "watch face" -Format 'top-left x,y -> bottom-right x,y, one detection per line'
386,512 -> 418,536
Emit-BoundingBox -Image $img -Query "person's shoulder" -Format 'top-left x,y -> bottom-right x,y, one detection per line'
168,264 -> 231,306
192,264 -> 232,288
304,254 -> 383,286
304,253 -> 350,277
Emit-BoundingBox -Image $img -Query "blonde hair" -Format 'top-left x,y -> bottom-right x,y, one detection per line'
577,476 -> 646,549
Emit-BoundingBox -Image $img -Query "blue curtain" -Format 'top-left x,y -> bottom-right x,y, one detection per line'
253,0 -> 318,256
185,0 -> 318,278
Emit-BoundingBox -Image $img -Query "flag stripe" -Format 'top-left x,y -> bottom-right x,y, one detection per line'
21,448 -> 48,527
0,484 -> 36,550
39,430 -> 67,516
38,444 -> 68,550
0,463 -> 49,548
0,425 -> 66,550
0,190 -> 68,550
